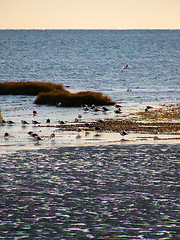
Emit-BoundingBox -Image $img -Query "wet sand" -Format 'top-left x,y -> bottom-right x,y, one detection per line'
0,144 -> 179,239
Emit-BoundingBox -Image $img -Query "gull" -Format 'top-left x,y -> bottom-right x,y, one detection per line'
33,110 -> 37,116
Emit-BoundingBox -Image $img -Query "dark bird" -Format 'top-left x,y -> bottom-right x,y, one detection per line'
114,108 -> 122,114
33,110 -> 37,116
32,120 -> 40,125
102,106 -> 109,112
21,120 -> 29,125
120,131 -> 127,137
7,120 -> 15,125
33,135 -> 42,141
50,133 -> 55,139
4,132 -> 9,139
46,119 -> 51,124
28,131 -> 34,136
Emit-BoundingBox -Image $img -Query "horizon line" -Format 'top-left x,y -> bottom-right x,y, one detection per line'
0,28 -> 180,31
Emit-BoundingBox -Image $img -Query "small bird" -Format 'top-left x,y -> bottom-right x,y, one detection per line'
153,130 -> 158,135
102,106 -> 109,112
93,126 -> 100,131
33,135 -> 42,141
28,131 -> 34,136
114,108 -> 122,114
0,119 -> 5,124
50,133 -> 55,139
46,119 -> 51,124
32,120 -> 40,125
7,120 -> 15,125
57,102 -> 61,107
74,118 -> 79,123
115,104 -> 122,108
85,122 -> 90,128
21,120 -> 29,125
120,131 -> 127,137
4,132 -> 9,139
76,127 -> 82,132
32,133 -> 38,138
78,114 -> 82,119
33,110 -> 37,116
58,120 -> 65,124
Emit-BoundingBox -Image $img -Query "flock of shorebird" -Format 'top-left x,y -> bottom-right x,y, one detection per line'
0,103 -> 130,143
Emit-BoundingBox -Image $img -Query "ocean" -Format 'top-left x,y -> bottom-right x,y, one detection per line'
0,30 -> 180,239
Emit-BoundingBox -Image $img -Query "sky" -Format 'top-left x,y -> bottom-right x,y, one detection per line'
0,0 -> 180,30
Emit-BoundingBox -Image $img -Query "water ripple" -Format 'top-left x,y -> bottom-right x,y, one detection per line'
0,144 -> 179,239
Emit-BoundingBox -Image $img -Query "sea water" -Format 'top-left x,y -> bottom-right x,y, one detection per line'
0,30 -> 180,149
0,30 -> 180,239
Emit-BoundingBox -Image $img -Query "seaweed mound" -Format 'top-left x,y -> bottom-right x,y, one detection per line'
34,91 -> 115,107
0,81 -> 115,107
0,82 -> 67,95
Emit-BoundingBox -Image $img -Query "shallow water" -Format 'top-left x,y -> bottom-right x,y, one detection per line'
0,30 -> 180,149
0,144 -> 179,239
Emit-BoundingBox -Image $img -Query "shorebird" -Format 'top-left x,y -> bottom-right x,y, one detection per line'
76,127 -> 82,133
123,65 -> 130,70
32,120 -> 40,125
33,110 -> 37,116
102,106 -> 109,112
46,118 -> 51,124
21,120 -> 29,125
33,135 -> 42,142
4,132 -> 9,139
114,108 -> 122,114
153,130 -> 158,135
120,131 -> 127,139
28,131 -> 34,136
58,120 -> 65,124
0,119 -> 6,125
7,120 -> 15,125
50,133 -> 55,139
78,114 -> 82,119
